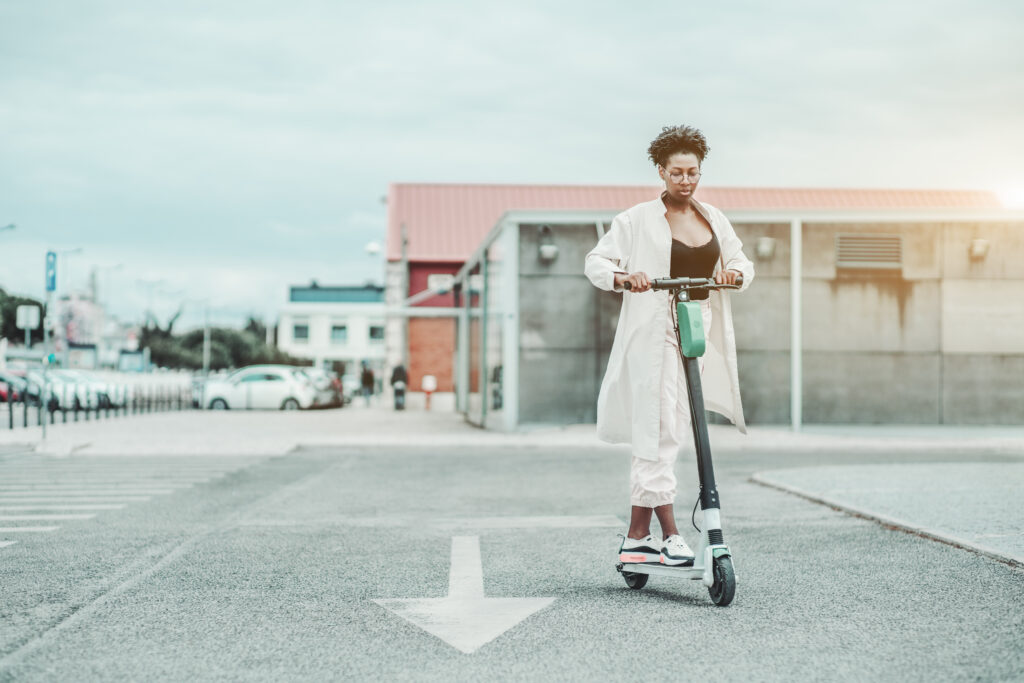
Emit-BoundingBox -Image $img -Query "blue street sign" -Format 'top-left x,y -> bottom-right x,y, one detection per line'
46,251 -> 57,292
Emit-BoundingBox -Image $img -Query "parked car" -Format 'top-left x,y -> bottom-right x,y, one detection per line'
52,369 -> 115,409
0,373 -> 23,402
23,370 -> 77,411
296,367 -> 342,408
203,365 -> 317,410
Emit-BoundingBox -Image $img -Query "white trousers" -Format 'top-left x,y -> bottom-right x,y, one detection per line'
629,298 -> 712,508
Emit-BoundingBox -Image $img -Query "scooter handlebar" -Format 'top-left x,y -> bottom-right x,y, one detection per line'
621,274 -> 743,292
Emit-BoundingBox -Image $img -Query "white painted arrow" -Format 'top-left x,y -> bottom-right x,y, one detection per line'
374,536 -> 555,654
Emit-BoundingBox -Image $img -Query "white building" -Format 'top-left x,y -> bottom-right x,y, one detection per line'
277,282 -> 386,374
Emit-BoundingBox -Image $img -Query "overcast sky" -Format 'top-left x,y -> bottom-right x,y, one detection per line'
2,0 -> 1022,331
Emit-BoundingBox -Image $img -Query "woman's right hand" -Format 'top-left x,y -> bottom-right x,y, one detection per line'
615,272 -> 651,292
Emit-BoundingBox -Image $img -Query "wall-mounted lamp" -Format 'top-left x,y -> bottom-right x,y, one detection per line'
755,236 -> 777,260
968,238 -> 989,261
538,225 -> 559,262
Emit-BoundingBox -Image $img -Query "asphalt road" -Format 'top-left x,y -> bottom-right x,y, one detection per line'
1,445 -> 1022,682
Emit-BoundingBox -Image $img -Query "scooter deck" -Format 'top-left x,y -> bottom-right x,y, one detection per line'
617,562 -> 705,579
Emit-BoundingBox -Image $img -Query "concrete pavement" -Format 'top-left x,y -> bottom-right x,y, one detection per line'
0,408 -> 1022,680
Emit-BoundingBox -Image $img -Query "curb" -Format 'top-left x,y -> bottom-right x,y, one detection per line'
749,471 -> 1024,570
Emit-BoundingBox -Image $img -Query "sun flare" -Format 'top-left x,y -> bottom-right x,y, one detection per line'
995,186 -> 1024,209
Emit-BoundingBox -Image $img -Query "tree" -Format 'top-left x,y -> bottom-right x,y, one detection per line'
0,288 -> 46,345
141,321 -> 306,370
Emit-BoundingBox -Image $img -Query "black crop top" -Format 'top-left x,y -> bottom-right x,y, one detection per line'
670,232 -> 720,300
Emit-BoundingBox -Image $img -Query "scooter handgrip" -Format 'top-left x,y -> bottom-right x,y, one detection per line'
622,281 -> 632,291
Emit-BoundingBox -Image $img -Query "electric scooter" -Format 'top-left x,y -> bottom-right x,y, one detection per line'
617,275 -> 742,606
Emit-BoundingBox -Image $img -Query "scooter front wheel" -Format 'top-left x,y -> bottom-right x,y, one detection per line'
708,556 -> 735,606
622,571 -> 649,590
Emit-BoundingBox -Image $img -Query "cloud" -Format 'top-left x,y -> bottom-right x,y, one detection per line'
1,0 -> 1022,329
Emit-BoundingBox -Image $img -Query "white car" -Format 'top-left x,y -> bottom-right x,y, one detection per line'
204,366 -> 317,410
25,370 -> 80,410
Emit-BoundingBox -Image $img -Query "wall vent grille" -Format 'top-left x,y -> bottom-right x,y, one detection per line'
835,233 -> 902,270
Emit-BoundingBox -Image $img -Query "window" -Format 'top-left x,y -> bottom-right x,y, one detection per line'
331,325 -> 348,344
427,273 -> 454,292
293,323 -> 309,343
369,325 -> 385,344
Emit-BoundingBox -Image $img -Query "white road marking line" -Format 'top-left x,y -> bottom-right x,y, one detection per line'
0,491 -> 163,497
0,505 -> 125,511
2,465 -> 249,472
0,499 -> 149,505
2,465 -> 243,470
0,526 -> 60,532
374,536 -> 556,654
448,535 -> 484,598
0,470 -> 227,476
0,514 -> 96,521
0,488 -> 176,495
0,483 -> 188,489
0,541 -> 17,548
0,477 -> 210,483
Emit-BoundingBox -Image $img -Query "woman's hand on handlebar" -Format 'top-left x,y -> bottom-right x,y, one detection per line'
616,272 -> 651,292
714,269 -> 742,286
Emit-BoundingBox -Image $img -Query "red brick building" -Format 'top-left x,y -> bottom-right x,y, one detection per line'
385,182 -> 673,396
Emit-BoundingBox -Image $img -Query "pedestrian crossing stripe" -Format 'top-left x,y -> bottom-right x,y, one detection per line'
0,458 -> 261,550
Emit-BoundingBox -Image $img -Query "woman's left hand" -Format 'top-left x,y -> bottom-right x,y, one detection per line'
714,269 -> 742,285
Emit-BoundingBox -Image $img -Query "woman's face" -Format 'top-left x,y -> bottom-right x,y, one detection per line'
658,152 -> 702,203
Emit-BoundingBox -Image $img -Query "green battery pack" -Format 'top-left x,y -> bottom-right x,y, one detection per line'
676,301 -> 706,358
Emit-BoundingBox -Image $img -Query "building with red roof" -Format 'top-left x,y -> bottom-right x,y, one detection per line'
385,182 -> 1022,426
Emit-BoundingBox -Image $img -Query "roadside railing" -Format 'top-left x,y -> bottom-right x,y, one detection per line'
2,380 -> 195,431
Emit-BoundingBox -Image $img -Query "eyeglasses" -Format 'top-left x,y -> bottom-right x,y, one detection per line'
667,170 -> 701,183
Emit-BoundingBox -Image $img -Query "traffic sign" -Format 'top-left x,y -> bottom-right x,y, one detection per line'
16,305 -> 40,330
46,251 -> 57,292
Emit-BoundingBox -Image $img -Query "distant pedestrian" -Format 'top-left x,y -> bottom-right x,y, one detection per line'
390,364 -> 408,411
360,363 -> 375,406
585,125 -> 754,567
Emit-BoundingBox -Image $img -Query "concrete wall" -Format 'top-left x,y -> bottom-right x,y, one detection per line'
516,218 -> 1024,425
517,222 -> 615,424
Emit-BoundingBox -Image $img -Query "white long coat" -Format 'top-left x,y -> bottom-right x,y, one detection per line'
584,195 -> 755,461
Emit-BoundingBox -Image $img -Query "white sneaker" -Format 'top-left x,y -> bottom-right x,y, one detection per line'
618,534 -> 660,563
661,534 -> 695,566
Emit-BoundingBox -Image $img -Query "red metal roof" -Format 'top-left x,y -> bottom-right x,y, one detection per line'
386,182 -> 1004,262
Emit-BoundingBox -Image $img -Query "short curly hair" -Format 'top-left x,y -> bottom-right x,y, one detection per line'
647,125 -> 710,167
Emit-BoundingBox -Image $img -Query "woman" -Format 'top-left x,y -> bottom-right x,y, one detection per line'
584,125 -> 754,566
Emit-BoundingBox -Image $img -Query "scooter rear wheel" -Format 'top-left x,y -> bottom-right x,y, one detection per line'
708,556 -> 735,606
622,571 -> 649,590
